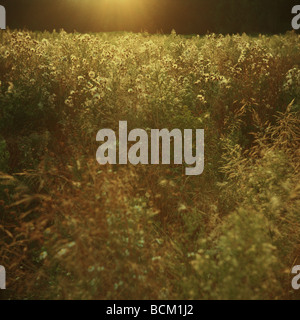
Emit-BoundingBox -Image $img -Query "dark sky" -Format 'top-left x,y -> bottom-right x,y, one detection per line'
0,0 -> 297,34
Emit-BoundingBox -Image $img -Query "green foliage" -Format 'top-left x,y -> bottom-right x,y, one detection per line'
0,30 -> 300,300
0,136 -> 9,172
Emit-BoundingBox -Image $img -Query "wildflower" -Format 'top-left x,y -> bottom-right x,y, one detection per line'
39,251 -> 48,260
57,248 -> 68,257
88,266 -> 95,273
89,71 -> 96,79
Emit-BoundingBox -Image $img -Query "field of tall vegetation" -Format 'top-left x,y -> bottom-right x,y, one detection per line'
0,29 -> 299,300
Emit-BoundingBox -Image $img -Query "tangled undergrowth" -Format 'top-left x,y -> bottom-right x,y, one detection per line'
0,30 -> 299,300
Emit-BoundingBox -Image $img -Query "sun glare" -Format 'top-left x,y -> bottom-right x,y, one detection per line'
89,0 -> 150,31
